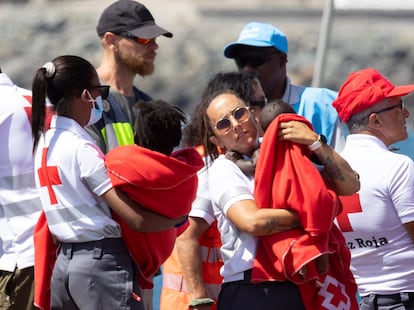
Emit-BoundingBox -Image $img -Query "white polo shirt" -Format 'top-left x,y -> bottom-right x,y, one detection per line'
0,73 -> 42,271
189,158 -> 215,225
34,115 -> 121,243
208,155 -> 257,283
337,134 -> 414,296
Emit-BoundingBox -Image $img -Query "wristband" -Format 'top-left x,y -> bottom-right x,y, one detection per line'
308,134 -> 327,152
189,298 -> 215,308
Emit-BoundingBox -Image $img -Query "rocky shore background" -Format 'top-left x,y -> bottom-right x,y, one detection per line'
2,0 -> 414,156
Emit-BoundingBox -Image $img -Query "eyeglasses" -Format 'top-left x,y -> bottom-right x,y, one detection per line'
90,85 -> 110,100
235,52 -> 276,68
250,97 -> 268,109
372,101 -> 404,114
117,32 -> 152,45
214,107 -> 250,134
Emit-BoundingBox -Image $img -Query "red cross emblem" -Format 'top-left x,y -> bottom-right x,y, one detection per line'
319,275 -> 350,309
336,194 -> 363,232
37,147 -> 62,205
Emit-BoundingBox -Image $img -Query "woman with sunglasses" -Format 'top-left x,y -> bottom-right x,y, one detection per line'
195,88 -> 360,310
31,55 -> 184,310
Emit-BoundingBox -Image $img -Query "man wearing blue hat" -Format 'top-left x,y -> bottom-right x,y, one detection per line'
224,22 -> 345,151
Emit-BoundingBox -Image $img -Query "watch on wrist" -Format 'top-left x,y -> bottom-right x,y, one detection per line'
308,134 -> 327,152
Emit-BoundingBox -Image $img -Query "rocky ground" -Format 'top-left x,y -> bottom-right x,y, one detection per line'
1,0 -> 414,115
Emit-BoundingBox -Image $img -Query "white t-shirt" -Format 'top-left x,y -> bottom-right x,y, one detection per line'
34,115 -> 121,243
0,73 -> 42,271
208,155 -> 257,283
189,158 -> 215,225
337,134 -> 414,296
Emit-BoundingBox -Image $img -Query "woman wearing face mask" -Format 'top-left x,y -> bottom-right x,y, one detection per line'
31,55 -> 185,310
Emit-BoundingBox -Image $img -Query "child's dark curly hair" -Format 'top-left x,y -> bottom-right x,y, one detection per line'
134,100 -> 187,155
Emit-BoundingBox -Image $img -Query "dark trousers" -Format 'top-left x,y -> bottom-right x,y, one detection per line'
51,238 -> 144,310
360,293 -> 414,310
218,270 -> 305,310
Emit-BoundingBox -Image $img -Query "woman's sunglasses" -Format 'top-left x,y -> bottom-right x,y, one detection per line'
214,106 -> 250,134
90,85 -> 110,100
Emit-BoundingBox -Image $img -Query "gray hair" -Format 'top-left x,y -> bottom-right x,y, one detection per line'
346,100 -> 390,133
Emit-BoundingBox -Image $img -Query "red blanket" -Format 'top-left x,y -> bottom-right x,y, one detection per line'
252,114 -> 358,309
105,145 -> 204,288
33,146 -> 203,310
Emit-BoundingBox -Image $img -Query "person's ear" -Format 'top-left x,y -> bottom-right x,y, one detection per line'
209,135 -> 224,149
368,113 -> 380,126
80,89 -> 92,103
103,32 -> 118,50
279,52 -> 288,64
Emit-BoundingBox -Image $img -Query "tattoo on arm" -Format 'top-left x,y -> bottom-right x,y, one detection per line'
319,156 -> 345,182
265,217 -> 299,233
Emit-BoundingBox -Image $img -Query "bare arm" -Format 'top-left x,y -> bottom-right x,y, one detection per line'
278,120 -> 360,195
102,187 -> 187,232
226,199 -> 300,237
176,217 -> 211,300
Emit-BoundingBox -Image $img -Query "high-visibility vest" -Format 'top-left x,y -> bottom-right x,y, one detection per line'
160,221 -> 223,310
86,86 -> 152,152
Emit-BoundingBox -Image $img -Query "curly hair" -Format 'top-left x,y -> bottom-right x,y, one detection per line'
133,99 -> 187,155
184,71 -> 258,161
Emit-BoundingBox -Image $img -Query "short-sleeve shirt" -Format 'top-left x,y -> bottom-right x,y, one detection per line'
35,115 -> 121,243
208,155 -> 257,283
189,158 -> 215,225
0,73 -> 42,271
337,134 -> 414,295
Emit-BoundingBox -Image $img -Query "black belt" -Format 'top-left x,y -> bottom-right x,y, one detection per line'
60,238 -> 127,259
363,292 -> 414,305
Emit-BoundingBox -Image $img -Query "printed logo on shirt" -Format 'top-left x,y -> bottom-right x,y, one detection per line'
336,194 -> 362,232
347,236 -> 389,250
318,275 -> 351,310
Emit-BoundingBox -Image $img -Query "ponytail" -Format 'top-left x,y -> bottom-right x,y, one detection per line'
31,63 -> 52,153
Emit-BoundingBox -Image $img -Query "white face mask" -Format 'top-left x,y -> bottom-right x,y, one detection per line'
85,90 -> 103,126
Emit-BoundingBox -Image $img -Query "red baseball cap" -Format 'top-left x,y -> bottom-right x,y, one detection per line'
332,68 -> 414,122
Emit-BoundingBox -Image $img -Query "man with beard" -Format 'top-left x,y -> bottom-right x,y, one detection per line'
86,1 -> 172,308
87,0 -> 173,153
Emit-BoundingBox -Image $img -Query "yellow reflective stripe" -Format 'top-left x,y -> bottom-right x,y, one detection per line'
101,127 -> 107,145
112,122 -> 134,146
100,123 -> 134,148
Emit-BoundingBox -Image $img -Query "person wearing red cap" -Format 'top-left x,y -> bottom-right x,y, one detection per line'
332,68 -> 414,310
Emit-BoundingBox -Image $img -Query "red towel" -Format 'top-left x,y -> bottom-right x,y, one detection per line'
33,146 -> 203,309
33,212 -> 56,310
105,145 -> 204,288
252,114 -> 358,309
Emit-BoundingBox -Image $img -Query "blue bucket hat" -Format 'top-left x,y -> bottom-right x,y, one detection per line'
224,22 -> 288,58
